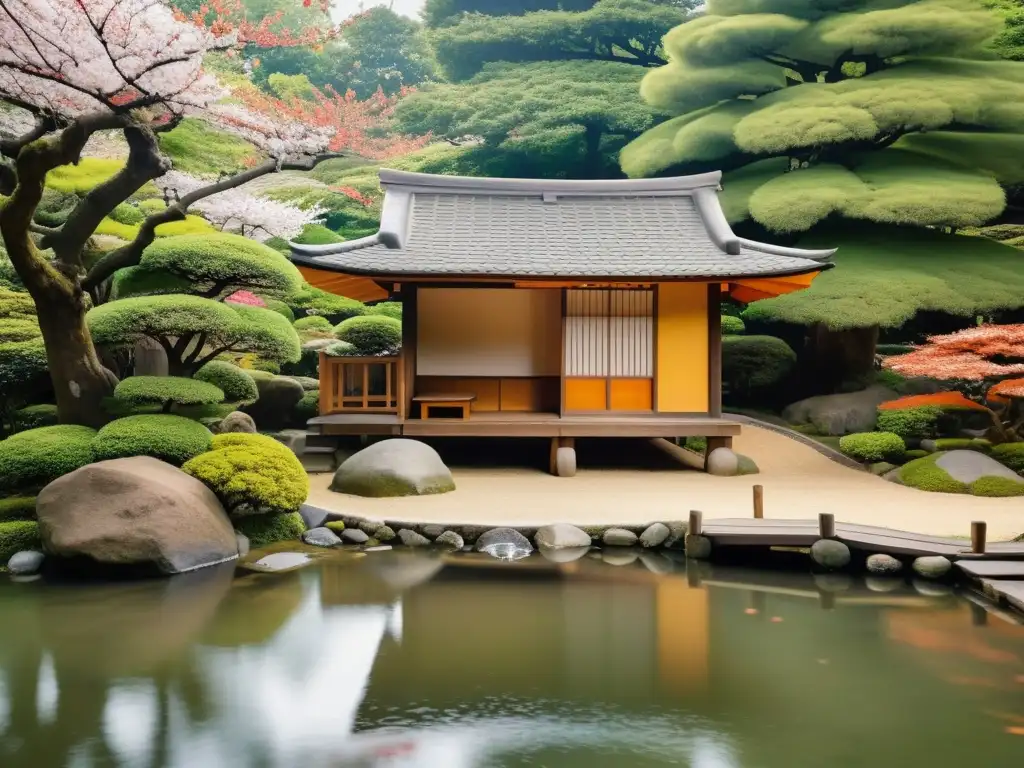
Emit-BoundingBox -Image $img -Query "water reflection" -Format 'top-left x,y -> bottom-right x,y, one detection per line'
0,551 -> 1023,767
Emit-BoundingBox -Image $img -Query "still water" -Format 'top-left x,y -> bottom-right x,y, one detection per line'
2,549 -> 1024,768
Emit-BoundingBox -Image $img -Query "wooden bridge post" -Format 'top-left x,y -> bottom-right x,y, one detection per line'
971,521 -> 987,554
818,513 -> 836,539
688,510 -> 703,536
752,485 -> 764,519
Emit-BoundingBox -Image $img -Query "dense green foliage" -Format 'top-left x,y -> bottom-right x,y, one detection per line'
91,415 -> 213,466
294,390 -> 319,422
900,451 -> 1024,496
234,511 -> 306,547
263,299 -> 295,322
34,189 -> 78,227
721,315 -> 745,335
721,335 -> 797,397
0,426 -> 97,494
113,234 -> 303,300
11,404 -> 59,433
289,285 -> 368,320
930,438 -> 992,452
0,520 -> 41,565
293,315 -> 334,332
839,432 -> 906,463
194,362 -> 259,404
0,496 -> 35,522
334,315 -> 402,354
156,119 -> 258,177
182,433 -> 309,515
114,377 -> 224,412
875,405 -> 943,440
0,287 -> 47,430
993,442 -> 1024,473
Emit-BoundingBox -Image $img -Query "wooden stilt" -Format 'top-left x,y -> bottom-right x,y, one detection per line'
752,484 -> 764,519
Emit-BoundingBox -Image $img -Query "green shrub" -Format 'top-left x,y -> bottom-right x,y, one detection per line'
876,406 -> 943,440
263,299 -> 295,322
252,359 -> 281,374
874,368 -> 907,390
839,432 -> 906,463
324,340 -> 357,357
0,496 -> 36,522
234,512 -> 306,547
992,443 -> 1024,474
722,335 -> 796,396
182,432 -> 309,514
245,369 -> 276,385
899,453 -> 969,494
110,203 -> 144,226
904,449 -> 929,460
114,376 -> 224,412
334,315 -> 402,355
294,390 -> 319,422
46,158 -> 127,194
721,315 -> 745,335
92,415 -> 213,466
877,344 -> 913,356
970,476 -> 1024,497
0,425 -> 97,494
288,285 -> 367,320
684,436 -> 707,454
0,520 -> 41,564
194,362 -> 258,404
11,404 -> 58,433
931,438 -> 991,452
33,189 -> 78,227
294,316 -> 333,332
367,301 -> 403,321
137,199 -> 166,215
292,224 -> 344,245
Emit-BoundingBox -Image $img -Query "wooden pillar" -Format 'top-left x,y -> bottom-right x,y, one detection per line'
402,284 -> 417,420
318,352 -> 332,416
971,521 -> 987,554
752,484 -> 764,519
707,283 -> 722,418
819,513 -> 836,539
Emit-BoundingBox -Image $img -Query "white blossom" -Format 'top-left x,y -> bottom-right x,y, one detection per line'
155,170 -> 326,242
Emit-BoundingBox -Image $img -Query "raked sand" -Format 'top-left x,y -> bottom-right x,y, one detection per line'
307,425 -> 1024,540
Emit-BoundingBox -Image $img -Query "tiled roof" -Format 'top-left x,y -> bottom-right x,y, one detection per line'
290,170 -> 834,280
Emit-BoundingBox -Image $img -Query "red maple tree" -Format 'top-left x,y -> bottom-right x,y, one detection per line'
175,0 -> 337,47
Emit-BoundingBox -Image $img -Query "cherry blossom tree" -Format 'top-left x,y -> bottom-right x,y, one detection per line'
883,324 -> 1024,442
0,0 -> 344,426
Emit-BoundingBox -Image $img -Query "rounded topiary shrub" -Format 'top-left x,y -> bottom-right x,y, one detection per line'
234,511 -> 306,547
722,335 -> 796,397
294,390 -> 320,422
0,520 -> 41,564
194,361 -> 259,404
324,340 -> 357,357
839,432 -> 906,463
875,406 -> 943,440
334,315 -> 402,355
721,315 -> 745,335
992,443 -> 1024,474
0,425 -> 97,494
293,315 -> 333,333
114,376 -> 224,412
12,403 -> 59,433
92,415 -> 213,466
971,476 -> 1024,497
110,202 -> 144,226
182,432 -> 309,515
367,301 -> 402,321
263,298 -> 295,322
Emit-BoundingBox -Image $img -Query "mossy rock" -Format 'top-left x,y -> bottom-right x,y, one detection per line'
0,520 -> 41,564
330,439 -> 454,498
992,443 -> 1024,474
234,512 -> 307,548
921,438 -> 992,453
325,521 -> 346,533
736,453 -> 759,475
897,450 -> 1024,496
870,461 -> 898,476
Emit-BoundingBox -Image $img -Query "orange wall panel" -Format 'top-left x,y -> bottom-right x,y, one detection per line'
565,378 -> 607,411
656,283 -> 709,413
609,378 -> 652,411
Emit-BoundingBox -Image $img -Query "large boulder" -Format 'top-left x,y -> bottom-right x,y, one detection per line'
535,523 -> 591,550
36,457 -> 237,575
243,375 -> 305,430
782,385 -> 898,436
219,411 -> 256,434
330,439 -> 455,497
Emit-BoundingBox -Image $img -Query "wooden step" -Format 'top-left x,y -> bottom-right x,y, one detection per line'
957,560 -> 1024,580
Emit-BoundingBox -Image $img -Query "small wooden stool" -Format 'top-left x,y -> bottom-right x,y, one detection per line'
414,393 -> 476,420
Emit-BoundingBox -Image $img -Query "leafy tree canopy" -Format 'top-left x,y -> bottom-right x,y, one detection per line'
424,0 -> 601,27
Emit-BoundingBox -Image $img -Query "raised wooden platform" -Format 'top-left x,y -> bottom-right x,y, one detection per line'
309,411 -> 742,439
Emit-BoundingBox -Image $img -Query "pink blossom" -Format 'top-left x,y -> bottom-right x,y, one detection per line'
225,290 -> 266,307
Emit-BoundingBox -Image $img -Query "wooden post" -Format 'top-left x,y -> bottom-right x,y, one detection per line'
688,510 -> 703,536
819,591 -> 835,611
969,601 -> 989,627
752,484 -> 764,519
971,521 -> 987,554
819,513 -> 835,539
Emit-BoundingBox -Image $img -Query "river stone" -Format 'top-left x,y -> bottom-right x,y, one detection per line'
935,450 -> 1024,484
705,447 -> 739,477
434,530 -> 464,549
36,457 -> 237,575
302,527 -> 341,548
341,528 -> 370,544
535,523 -> 591,550
373,525 -> 396,542
331,439 -> 455,497
639,552 -> 674,574
782,384 -> 898,436
7,550 -> 44,576
866,553 -> 903,575
299,504 -> 330,530
476,527 -> 533,560
357,519 -> 385,535
602,549 -> 639,566
603,528 -> 638,547
810,539 -> 851,570
398,529 -> 431,547
912,555 -> 953,579
420,524 -> 445,539
243,375 -> 304,431
663,521 -> 687,549
219,411 -> 256,434
684,534 -> 712,559
865,576 -> 903,592
271,429 -> 308,454
639,523 -> 671,548
244,552 -> 313,573
236,533 -> 250,558
538,545 -> 589,564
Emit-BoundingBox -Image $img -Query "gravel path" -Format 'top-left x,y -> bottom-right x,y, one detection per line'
306,425 -> 1024,539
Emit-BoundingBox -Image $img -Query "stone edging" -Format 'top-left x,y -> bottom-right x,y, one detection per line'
724,412 -> 866,472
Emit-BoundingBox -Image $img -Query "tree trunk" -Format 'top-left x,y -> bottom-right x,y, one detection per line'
34,287 -> 117,427
133,338 -> 169,376
805,323 -> 880,393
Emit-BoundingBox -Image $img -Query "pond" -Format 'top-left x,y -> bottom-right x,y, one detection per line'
2,549 -> 1024,767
